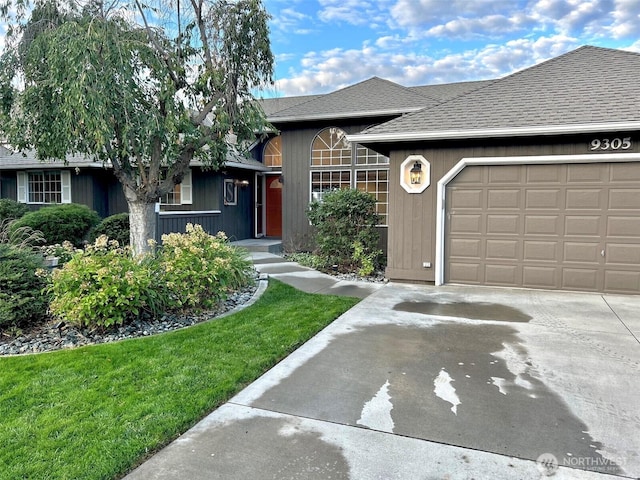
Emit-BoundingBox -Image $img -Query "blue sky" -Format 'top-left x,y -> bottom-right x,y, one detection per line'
263,0 -> 640,97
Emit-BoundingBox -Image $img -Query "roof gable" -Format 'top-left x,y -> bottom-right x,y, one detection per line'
356,46 -> 640,141
267,77 -> 440,123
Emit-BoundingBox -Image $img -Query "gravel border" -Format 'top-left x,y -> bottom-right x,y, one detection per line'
0,276 -> 268,357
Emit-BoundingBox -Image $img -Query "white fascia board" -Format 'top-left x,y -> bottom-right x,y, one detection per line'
268,107 -> 424,124
348,121 -> 640,143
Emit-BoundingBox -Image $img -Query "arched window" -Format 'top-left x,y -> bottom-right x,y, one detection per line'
263,136 -> 282,167
311,127 -> 352,166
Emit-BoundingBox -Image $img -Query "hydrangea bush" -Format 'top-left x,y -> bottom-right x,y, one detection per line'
48,236 -> 166,328
158,224 -> 253,311
47,225 -> 254,328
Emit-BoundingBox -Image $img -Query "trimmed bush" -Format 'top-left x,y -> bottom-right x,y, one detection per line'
48,236 -> 167,328
0,199 -> 28,222
11,203 -> 100,246
90,213 -> 130,246
158,224 -> 254,311
306,188 -> 382,273
0,244 -> 49,330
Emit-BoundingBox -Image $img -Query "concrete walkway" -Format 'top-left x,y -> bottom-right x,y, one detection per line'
125,256 -> 640,480
250,252 -> 383,299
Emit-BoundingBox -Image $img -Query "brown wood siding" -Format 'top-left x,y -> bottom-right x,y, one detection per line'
279,120 -> 392,250
385,134 -> 640,283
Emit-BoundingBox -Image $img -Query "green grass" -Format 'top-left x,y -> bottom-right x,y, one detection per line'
0,280 -> 359,480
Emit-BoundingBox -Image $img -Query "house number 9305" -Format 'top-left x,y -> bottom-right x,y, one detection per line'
590,137 -> 632,150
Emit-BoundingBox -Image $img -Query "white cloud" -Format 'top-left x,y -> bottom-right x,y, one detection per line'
317,0 -> 389,26
605,0 -> 640,38
268,0 -> 640,96
425,13 -> 535,39
272,33 -> 583,96
389,0 -> 517,28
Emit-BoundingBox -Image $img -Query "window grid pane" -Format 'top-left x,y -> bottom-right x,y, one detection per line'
264,136 -> 282,167
28,171 -> 61,204
311,127 -> 352,166
356,145 -> 389,165
162,183 -> 181,205
311,170 -> 351,202
355,169 -> 389,226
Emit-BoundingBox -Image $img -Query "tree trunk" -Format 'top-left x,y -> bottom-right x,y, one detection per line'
124,186 -> 157,256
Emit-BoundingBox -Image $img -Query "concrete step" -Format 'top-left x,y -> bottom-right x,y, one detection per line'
232,239 -> 283,254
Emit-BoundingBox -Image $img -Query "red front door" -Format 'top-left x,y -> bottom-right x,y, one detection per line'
265,174 -> 282,237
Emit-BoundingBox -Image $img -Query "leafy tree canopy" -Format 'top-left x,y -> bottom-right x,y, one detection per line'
0,0 -> 274,253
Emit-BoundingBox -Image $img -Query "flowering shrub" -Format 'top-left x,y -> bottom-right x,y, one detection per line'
40,240 -> 80,266
158,224 -> 253,311
48,236 -> 167,328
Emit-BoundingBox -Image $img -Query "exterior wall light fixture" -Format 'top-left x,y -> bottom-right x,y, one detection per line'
234,179 -> 250,187
410,162 -> 422,184
400,155 -> 430,194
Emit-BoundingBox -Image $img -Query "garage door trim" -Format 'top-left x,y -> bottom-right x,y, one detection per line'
435,152 -> 640,286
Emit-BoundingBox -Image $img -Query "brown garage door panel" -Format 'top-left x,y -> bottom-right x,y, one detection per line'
604,271 -> 640,293
446,163 -> 640,294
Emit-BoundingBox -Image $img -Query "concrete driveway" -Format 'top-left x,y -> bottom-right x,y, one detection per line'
126,283 -> 640,479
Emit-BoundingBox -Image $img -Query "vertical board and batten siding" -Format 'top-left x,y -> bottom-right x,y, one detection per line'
279,120 -> 391,249
0,172 -> 17,201
157,169 -> 254,242
385,136 -> 640,290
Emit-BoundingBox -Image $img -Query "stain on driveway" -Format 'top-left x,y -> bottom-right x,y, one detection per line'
252,322 -> 621,475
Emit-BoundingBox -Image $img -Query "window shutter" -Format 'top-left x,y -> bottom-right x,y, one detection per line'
17,172 -> 27,203
181,169 -> 192,204
61,171 -> 72,203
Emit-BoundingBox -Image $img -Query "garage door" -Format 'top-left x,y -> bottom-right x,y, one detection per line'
445,162 -> 640,294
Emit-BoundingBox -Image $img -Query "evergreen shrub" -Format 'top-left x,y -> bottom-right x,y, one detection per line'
0,244 -> 49,330
306,188 -> 382,274
0,199 -> 28,222
11,203 -> 100,246
91,213 -> 130,246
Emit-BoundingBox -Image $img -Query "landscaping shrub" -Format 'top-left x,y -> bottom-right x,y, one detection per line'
11,203 -> 100,246
306,188 -> 382,273
90,213 -> 130,246
0,244 -> 49,330
158,224 -> 254,311
0,198 -> 28,222
48,236 -> 167,328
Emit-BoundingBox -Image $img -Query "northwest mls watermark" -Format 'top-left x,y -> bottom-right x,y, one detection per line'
536,453 -> 625,476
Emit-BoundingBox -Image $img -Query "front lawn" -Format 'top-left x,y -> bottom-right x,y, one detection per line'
0,280 -> 359,480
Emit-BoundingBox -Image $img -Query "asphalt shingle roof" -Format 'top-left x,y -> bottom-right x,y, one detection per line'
0,147 -> 267,172
267,77 -> 440,122
0,148 -> 103,170
258,95 -> 323,117
359,46 -> 640,139
409,80 -> 494,102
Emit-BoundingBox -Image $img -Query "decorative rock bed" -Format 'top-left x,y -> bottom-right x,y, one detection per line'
0,282 -> 260,356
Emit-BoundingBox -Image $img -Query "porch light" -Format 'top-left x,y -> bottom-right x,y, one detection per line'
234,179 -> 250,187
400,155 -> 430,194
410,162 -> 422,185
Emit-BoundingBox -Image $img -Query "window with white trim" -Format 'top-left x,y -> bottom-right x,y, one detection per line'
17,170 -> 71,204
160,169 -> 192,205
263,136 -> 282,167
356,144 -> 389,165
311,127 -> 351,166
310,170 -> 351,202
355,169 -> 388,226
309,127 -> 389,226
